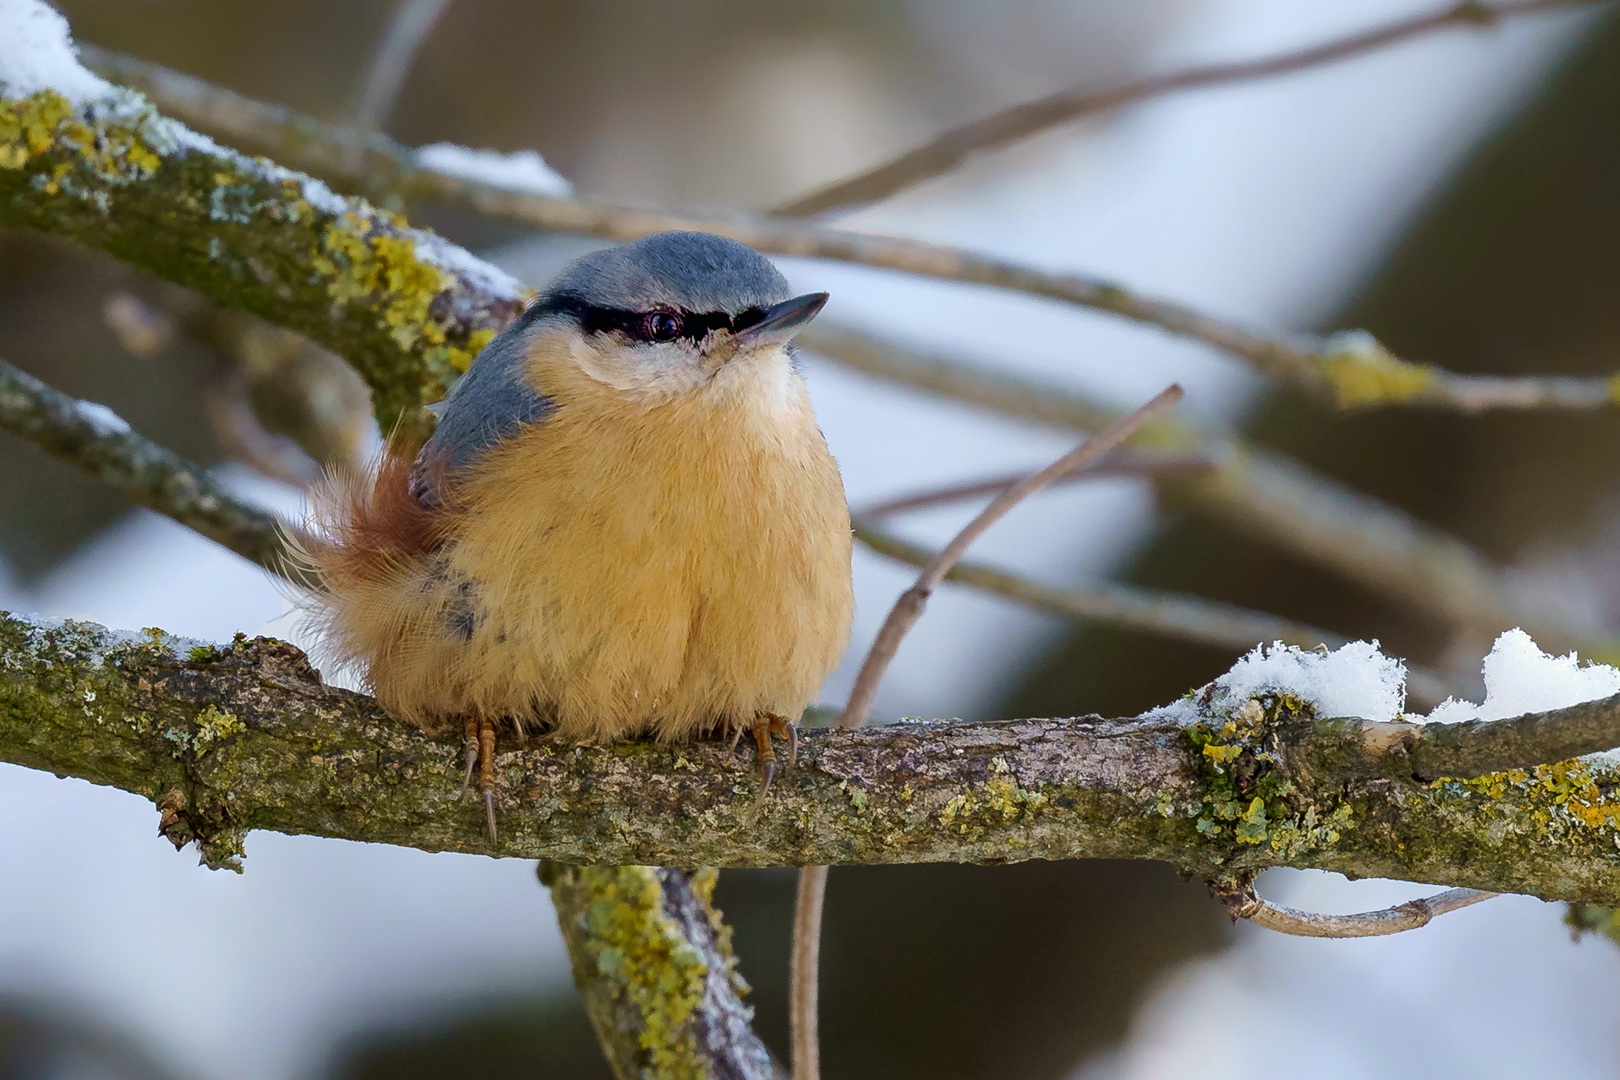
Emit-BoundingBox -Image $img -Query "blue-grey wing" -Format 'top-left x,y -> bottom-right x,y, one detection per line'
411,321 -> 553,504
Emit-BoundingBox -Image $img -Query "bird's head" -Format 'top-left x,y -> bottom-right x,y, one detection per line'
521,231 -> 827,399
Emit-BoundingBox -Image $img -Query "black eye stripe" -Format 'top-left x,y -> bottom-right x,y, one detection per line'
523,295 -> 769,345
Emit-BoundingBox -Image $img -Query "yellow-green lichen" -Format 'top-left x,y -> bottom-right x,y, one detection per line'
1318,332 -> 1436,408
192,704 -> 244,749
1434,758 -> 1620,832
0,89 -> 161,198
939,756 -> 1049,843
310,213 -> 490,401
1187,693 -> 1354,857
579,866 -> 711,1079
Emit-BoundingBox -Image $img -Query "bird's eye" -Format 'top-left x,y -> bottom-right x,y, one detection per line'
643,312 -> 682,342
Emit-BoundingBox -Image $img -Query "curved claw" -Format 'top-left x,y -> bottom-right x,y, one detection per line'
459,716 -> 478,797
748,712 -> 799,802
455,716 -> 501,844
478,717 -> 499,845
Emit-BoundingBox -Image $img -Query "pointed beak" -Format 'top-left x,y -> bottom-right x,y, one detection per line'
732,292 -> 829,346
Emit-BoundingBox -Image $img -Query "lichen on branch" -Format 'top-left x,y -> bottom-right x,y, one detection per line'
5,612 -> 1620,906
0,87 -> 521,426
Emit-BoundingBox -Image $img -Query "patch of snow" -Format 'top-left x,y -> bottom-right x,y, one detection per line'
416,142 -> 572,197
6,611 -> 211,665
0,0 -> 112,104
1420,628 -> 1620,725
414,227 -> 523,298
1153,628 -> 1620,737
73,400 -> 130,437
1150,639 -> 1407,724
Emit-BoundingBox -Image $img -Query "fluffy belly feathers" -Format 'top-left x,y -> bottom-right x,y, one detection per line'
356,359 -> 854,742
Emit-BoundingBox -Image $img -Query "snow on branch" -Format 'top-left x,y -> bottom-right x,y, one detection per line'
3,613 -> 1620,906
0,13 -> 523,428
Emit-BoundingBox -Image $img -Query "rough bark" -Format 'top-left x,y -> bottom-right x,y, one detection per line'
0,88 -> 522,427
543,864 -> 783,1080
4,613 -> 1620,906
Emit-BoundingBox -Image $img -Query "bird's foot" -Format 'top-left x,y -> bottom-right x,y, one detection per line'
748,712 -> 798,800
459,715 -> 500,844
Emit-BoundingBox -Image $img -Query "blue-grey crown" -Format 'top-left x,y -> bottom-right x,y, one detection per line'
535,232 -> 792,316
420,233 -> 798,483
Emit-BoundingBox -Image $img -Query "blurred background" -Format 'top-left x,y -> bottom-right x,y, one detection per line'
4,0 -> 1620,1076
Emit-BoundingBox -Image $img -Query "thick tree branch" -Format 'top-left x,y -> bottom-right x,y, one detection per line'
0,88 -> 522,427
5,613 -> 1620,903
769,0 -> 1604,218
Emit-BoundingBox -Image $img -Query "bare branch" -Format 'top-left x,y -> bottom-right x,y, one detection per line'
73,49 -> 1620,415
790,864 -> 827,1080
1402,693 -> 1620,780
770,0 -> 1604,218
856,451 -> 1212,517
852,521 -> 1458,708
0,356 -> 302,581
1208,874 -> 1499,938
352,0 -> 453,136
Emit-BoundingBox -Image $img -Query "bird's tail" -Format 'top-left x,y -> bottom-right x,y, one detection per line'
279,429 -> 453,694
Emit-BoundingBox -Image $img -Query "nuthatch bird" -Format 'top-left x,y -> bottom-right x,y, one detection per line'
298,232 -> 855,838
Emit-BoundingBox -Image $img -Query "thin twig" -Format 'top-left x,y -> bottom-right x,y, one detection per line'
0,357 -> 304,583
352,0 -> 453,136
839,384 -> 1185,730
791,384 -> 1183,1080
1405,691 -> 1620,779
801,326 -> 1607,655
1209,875 -> 1499,938
78,45 -> 1620,415
791,865 -> 828,1080
857,451 -> 1212,517
770,0 -> 1604,218
852,521 -> 1457,708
